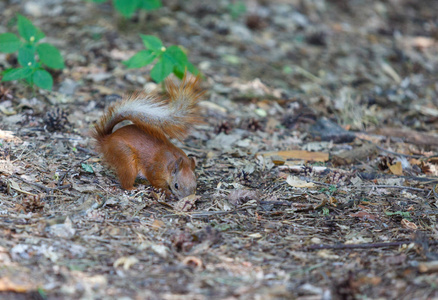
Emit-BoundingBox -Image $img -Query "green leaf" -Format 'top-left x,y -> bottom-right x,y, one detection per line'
113,0 -> 140,18
24,75 -> 34,85
384,211 -> 411,218
164,46 -> 190,77
0,33 -> 21,53
186,61 -> 199,75
139,0 -> 162,10
18,44 -> 36,67
150,56 -> 173,83
228,1 -> 246,19
173,67 -> 184,79
33,69 -> 53,90
123,50 -> 157,68
81,163 -> 95,173
164,45 -> 187,69
1,67 -> 33,82
36,43 -> 64,69
140,35 -> 163,52
17,14 -> 45,43
173,61 -> 199,79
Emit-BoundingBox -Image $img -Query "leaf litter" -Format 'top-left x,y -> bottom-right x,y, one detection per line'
1,0 -> 438,299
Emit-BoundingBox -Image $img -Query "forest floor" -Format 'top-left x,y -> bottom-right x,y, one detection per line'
1,0 -> 438,299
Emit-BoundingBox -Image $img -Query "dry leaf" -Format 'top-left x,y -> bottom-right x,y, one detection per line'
0,130 -> 22,143
0,277 -> 33,293
419,261 -> 438,273
401,219 -> 417,230
286,175 -> 315,188
0,158 -> 15,175
317,250 -> 340,259
411,36 -> 435,49
151,244 -> 169,258
260,150 -> 329,162
375,128 -> 438,147
151,219 -> 165,231
182,256 -> 203,269
388,161 -> 403,176
113,256 -> 139,270
350,211 -> 377,221
174,194 -> 200,212
248,233 -> 262,238
331,143 -> 377,166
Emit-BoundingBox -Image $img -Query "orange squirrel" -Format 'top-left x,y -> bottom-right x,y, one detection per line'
92,75 -> 204,199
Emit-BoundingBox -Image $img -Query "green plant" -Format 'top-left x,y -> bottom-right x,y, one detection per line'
385,211 -> 411,220
123,35 -> 199,83
0,14 -> 64,91
82,163 -> 95,173
86,0 -> 162,18
319,185 -> 337,196
227,1 -> 247,19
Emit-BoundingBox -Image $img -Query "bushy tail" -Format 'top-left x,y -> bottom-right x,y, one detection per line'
92,74 -> 204,142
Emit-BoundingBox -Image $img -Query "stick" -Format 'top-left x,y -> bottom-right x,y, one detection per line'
306,240 -> 438,251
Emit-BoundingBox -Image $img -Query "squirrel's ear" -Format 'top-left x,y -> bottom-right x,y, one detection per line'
189,157 -> 197,170
170,157 -> 184,175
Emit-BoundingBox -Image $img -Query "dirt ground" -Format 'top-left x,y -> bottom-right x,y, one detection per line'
1,0 -> 438,299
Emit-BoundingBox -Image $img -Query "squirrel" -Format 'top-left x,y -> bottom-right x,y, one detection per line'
92,74 -> 204,199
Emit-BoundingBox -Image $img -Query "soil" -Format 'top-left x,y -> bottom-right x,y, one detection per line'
1,0 -> 438,299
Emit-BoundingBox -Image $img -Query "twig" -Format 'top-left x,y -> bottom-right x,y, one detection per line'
260,200 -> 291,206
58,155 -> 91,187
360,137 -> 438,160
76,146 -> 97,155
374,144 -> 424,158
162,210 -> 236,218
367,185 -> 427,192
12,175 -> 71,193
306,240 -> 438,251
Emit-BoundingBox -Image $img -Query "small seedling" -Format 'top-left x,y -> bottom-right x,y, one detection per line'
227,1 -> 247,19
123,34 -> 199,83
86,0 -> 162,18
319,185 -> 337,196
82,163 -> 95,174
0,14 -> 64,90
385,211 -> 411,220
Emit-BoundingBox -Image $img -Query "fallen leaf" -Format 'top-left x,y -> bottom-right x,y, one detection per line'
114,256 -> 139,270
375,128 -> 438,147
260,150 -> 329,162
182,256 -> 203,269
174,194 -> 200,212
151,219 -> 165,231
401,218 -> 417,230
286,175 -> 315,188
350,211 -> 377,221
151,244 -> 169,258
388,161 -> 403,176
0,130 -> 22,143
0,277 -> 33,292
248,233 -> 262,238
0,158 -> 15,175
331,143 -> 377,166
419,261 -> 438,273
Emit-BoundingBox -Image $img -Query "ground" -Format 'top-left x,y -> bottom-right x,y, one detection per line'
1,0 -> 438,299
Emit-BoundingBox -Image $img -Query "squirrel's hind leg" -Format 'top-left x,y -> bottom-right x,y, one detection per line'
103,140 -> 139,190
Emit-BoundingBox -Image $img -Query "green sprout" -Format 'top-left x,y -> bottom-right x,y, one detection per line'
0,14 -> 64,90
85,0 -> 162,18
123,34 -> 199,83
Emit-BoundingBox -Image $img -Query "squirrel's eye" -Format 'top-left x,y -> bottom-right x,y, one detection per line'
174,183 -> 179,190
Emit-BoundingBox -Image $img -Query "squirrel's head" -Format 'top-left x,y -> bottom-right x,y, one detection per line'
168,156 -> 197,199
